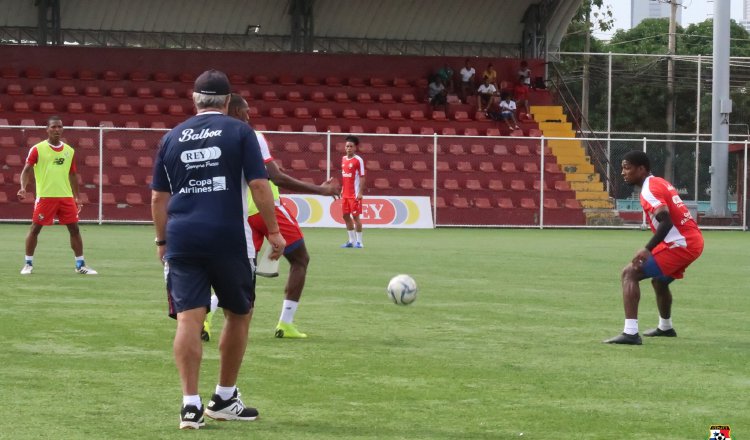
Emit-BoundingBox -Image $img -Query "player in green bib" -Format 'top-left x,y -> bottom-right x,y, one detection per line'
17,116 -> 97,275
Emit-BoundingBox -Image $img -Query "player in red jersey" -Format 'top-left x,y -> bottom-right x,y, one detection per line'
604,151 -> 704,345
340,135 -> 366,248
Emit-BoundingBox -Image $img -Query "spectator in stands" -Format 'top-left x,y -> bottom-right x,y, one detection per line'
514,75 -> 530,112
436,62 -> 455,93
340,135 -> 366,249
518,60 -> 532,88
498,92 -> 520,131
476,76 -> 498,113
428,76 -> 448,111
459,58 -> 476,104
203,93 -> 340,341
17,115 -> 97,275
482,62 -> 498,88
151,69 -> 284,429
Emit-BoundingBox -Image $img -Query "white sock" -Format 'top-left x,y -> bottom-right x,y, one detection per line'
216,385 -> 236,401
210,294 -> 219,313
25,255 -> 33,264
183,394 -> 202,409
658,317 -> 672,330
623,319 -> 639,335
75,255 -> 85,264
355,231 -> 363,244
347,230 -> 356,243
279,299 -> 298,324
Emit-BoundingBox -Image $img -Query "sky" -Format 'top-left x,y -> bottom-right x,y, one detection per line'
592,0 -> 746,40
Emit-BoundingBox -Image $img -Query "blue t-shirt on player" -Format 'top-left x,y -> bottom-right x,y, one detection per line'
151,111 -> 268,259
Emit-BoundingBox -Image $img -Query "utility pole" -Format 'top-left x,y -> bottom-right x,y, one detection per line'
581,6 -> 591,123
664,0 -> 678,182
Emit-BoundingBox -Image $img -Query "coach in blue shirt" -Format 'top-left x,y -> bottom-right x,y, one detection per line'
151,69 -> 285,429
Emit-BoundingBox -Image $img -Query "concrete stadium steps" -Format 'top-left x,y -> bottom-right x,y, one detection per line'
531,105 -> 620,225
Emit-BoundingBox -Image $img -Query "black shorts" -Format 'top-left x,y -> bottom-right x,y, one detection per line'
165,255 -> 256,318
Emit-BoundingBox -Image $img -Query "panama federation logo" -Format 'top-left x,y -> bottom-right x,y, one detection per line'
708,425 -> 732,440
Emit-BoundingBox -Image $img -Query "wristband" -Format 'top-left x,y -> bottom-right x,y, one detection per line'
155,239 -> 167,246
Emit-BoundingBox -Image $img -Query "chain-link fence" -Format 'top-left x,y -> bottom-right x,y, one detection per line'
1,125 -> 746,229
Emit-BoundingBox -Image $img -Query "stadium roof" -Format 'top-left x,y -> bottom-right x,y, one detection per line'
0,0 -> 580,56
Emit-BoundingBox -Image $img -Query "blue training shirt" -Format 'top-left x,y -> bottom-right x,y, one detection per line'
151,111 -> 268,259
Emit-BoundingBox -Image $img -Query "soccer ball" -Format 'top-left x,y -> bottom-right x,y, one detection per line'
714,433 -> 726,440
387,274 -> 418,305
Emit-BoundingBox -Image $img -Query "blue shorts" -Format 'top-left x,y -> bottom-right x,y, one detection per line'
165,256 -> 256,318
642,255 -> 675,284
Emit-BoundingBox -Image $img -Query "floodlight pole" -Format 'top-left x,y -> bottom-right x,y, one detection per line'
709,0 -> 731,217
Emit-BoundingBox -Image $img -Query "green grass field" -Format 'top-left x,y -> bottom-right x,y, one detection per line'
0,224 -> 747,439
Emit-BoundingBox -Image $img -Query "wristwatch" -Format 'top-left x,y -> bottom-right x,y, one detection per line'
155,239 -> 167,246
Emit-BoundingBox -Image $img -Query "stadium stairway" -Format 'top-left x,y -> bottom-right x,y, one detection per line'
530,105 -> 622,225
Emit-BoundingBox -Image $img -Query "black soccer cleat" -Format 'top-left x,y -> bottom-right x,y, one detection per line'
603,332 -> 642,345
643,327 -> 677,337
179,404 -> 206,429
205,389 -> 259,421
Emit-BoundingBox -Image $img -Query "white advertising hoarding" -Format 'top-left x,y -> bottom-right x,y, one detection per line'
280,195 -> 434,228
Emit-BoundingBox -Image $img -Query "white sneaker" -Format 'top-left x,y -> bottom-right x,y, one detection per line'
20,264 -> 33,275
75,265 -> 98,275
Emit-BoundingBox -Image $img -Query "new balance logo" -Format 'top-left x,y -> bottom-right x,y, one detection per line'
53,157 -> 65,165
230,404 -> 243,415
184,412 -> 197,419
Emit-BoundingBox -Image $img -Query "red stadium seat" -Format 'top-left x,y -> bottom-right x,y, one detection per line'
554,181 -> 571,191
366,160 -> 381,171
470,144 -> 487,155
161,88 -> 178,99
520,198 -> 537,209
434,196 -> 446,208
294,108 -> 312,119
262,91 -> 279,102
474,197 -> 492,209
302,76 -> 320,86
103,70 -> 121,81
92,103 -> 109,114
334,92 -> 350,103
154,72 -> 172,82
387,110 -> 405,120
398,178 -> 415,189
84,156 -> 100,167
342,109 -> 360,119
131,139 -> 148,150
523,162 -> 540,173
290,159 -> 308,171
102,193 -> 117,205
84,86 -> 102,97
38,102 -> 56,113
375,126 -> 390,134
105,139 -> 123,150
420,179 -> 434,190
348,77 -> 365,87
493,144 -> 509,155
432,111 -> 447,121
488,179 -> 504,191
117,104 -> 135,115
486,128 -> 502,136
382,144 -> 399,154
452,197 -> 470,208
501,162 -> 517,173
465,179 -> 482,190
398,127 -> 414,135
6,84 -> 24,95
112,156 -> 128,168
373,178 -> 391,189
497,197 -> 514,209
5,154 -> 22,167
515,145 -> 531,156
78,69 -> 96,80
479,162 -> 496,173
318,108 -> 335,119
449,144 -> 466,155
366,109 -> 383,120
565,199 -> 583,209
143,104 -> 161,115
270,107 -> 286,118
443,179 -> 460,190
137,156 -> 153,168
286,91 -> 304,102
253,75 -> 272,85
126,193 -> 144,205
510,180 -> 526,191
457,161 -> 473,172
409,110 -> 426,121
13,102 -> 31,113
412,161 -> 427,172
357,93 -> 374,104
401,93 -> 418,104
61,86 -> 78,96
403,144 -> 419,154
454,111 -> 471,122
229,73 -> 247,85
32,85 -> 50,96
377,93 -> 396,104
543,199 -> 560,209
311,91 -> 327,102
442,127 -> 457,135
119,174 -> 137,186
389,160 -> 405,171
